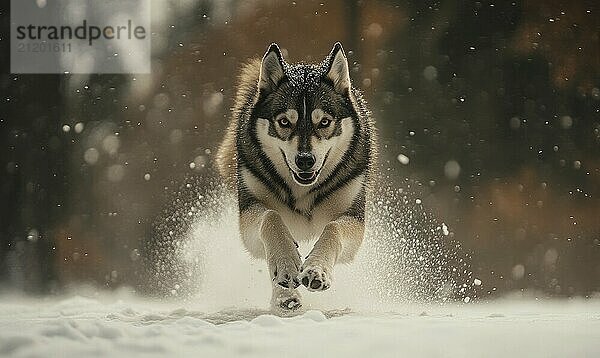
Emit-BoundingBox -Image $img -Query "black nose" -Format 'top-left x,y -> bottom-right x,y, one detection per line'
295,152 -> 316,171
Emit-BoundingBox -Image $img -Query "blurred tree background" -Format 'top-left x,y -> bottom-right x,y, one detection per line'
1,0 -> 598,298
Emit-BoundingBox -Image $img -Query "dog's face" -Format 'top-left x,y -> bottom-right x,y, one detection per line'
253,43 -> 356,187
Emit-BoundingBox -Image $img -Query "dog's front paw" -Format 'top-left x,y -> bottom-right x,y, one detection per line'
299,263 -> 332,291
269,254 -> 301,289
271,286 -> 303,314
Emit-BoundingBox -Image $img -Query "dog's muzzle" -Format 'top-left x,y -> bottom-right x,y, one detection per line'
281,150 -> 327,186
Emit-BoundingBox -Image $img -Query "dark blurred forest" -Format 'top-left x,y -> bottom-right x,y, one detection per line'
1,0 -> 599,298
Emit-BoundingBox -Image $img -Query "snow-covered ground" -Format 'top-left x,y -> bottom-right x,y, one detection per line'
3,189 -> 598,357
1,294 -> 599,357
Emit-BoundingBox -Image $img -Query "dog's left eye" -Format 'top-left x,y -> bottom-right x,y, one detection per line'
278,118 -> 291,127
318,118 -> 332,128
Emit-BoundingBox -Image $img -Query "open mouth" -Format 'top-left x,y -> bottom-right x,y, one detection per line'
290,169 -> 319,185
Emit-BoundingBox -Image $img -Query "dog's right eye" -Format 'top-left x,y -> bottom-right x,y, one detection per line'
278,118 -> 291,128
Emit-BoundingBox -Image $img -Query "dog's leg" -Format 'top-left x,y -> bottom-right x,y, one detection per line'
240,205 -> 302,310
271,284 -> 302,314
300,216 -> 364,291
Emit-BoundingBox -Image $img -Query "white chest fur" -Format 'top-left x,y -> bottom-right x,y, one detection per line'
241,167 -> 364,242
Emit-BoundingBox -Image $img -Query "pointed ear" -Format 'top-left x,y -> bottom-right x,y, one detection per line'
258,43 -> 285,92
326,42 -> 351,94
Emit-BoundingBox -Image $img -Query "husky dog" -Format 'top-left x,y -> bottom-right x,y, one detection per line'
217,42 -> 377,312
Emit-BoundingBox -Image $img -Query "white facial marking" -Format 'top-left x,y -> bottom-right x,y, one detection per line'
311,108 -> 327,124
275,109 -> 298,124
256,117 -> 297,181
314,117 -> 354,181
303,97 -> 307,121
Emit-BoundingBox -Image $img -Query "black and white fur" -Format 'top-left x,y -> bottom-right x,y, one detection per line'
217,43 -> 377,312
